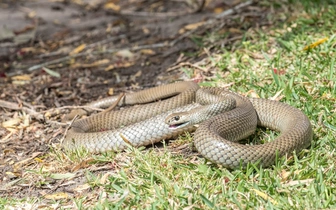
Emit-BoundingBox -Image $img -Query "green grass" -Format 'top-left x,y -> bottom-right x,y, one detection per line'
3,0 -> 336,209
72,2 -> 336,208
95,1 -> 335,208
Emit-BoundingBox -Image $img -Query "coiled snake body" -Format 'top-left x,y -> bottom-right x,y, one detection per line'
63,81 -> 312,169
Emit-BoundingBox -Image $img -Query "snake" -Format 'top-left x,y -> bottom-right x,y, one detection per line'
63,81 -> 313,169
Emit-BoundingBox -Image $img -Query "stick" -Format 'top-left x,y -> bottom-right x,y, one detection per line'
28,42 -> 169,71
118,0 -> 205,17
0,99 -> 44,121
27,0 -> 252,71
215,0 -> 253,19
101,93 -> 125,114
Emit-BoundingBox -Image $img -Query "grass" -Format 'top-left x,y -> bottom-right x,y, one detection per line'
3,0 -> 336,209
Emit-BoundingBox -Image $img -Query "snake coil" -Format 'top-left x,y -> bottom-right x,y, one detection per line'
63,81 -> 312,169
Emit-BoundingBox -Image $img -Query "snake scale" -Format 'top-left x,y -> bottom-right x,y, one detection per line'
63,81 -> 312,169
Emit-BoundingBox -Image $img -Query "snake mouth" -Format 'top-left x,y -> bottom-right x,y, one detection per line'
169,122 -> 189,129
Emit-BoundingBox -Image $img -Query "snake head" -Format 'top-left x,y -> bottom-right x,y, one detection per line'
165,112 -> 190,129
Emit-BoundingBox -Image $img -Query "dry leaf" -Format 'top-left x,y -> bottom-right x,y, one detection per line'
69,44 -> 86,55
5,171 -> 20,178
214,7 -> 224,14
0,132 -> 14,143
12,81 -> 30,85
140,49 -> 155,55
250,52 -> 264,59
105,64 -> 116,71
130,70 -> 142,81
11,74 -> 31,81
73,183 -> 91,193
282,178 -> 314,187
72,158 -> 95,171
108,88 -> 114,96
280,170 -> 291,181
14,152 -> 43,169
27,11 -> 36,18
44,192 -> 69,200
42,67 -> 61,78
34,157 -> 44,163
2,115 -> 30,131
303,37 -> 328,50
115,49 -> 134,59
251,189 -> 278,205
2,118 -> 22,129
184,21 -> 205,30
20,47 -> 36,53
105,61 -> 134,71
104,2 -> 120,11
245,90 -> 259,98
228,28 -> 242,34
142,27 -> 150,34
100,172 -> 114,185
269,90 -> 284,101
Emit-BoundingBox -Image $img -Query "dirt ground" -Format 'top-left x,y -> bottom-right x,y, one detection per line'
0,0 -> 276,200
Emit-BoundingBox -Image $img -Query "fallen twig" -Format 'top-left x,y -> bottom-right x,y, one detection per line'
41,105 -> 104,113
167,62 -> 209,72
28,42 -> 169,71
101,93 -> 125,114
61,114 -> 79,145
215,0 -> 253,19
118,0 -> 205,17
0,99 -> 44,121
28,0 -> 253,72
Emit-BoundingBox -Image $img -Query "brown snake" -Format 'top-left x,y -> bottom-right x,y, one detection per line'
63,81 -> 312,169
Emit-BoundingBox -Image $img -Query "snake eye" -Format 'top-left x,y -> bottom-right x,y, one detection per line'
174,116 -> 180,121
